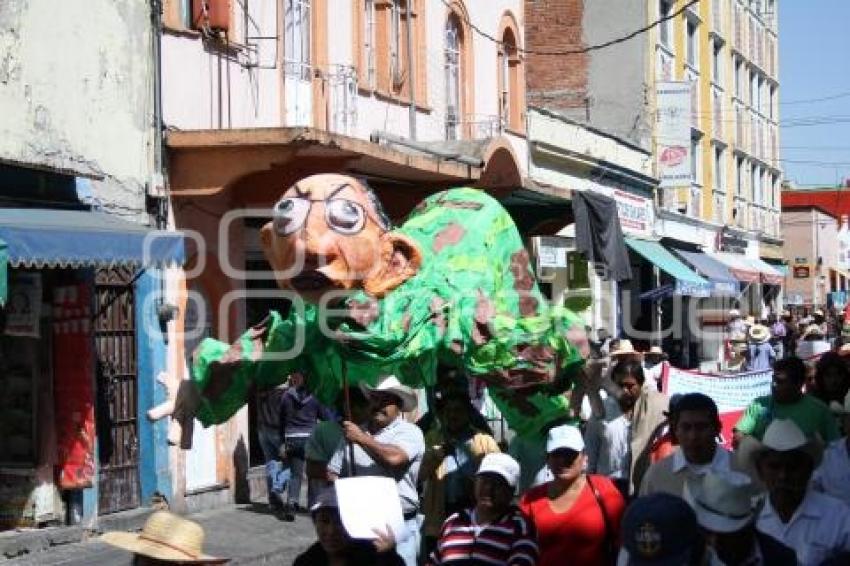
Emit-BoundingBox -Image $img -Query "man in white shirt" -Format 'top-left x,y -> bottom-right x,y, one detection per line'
640,393 -> 732,498
812,390 -> 850,506
753,419 -> 850,566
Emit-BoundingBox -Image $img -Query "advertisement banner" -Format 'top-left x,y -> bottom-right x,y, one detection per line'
663,365 -> 772,448
53,284 -> 96,489
657,82 -> 693,188
5,273 -> 42,338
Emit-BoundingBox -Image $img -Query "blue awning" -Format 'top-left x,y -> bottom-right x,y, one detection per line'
0,208 -> 185,268
625,237 -> 711,298
674,250 -> 740,297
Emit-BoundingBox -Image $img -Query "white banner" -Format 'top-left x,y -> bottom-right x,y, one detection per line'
664,366 -> 772,414
657,81 -> 693,188
5,273 -> 42,338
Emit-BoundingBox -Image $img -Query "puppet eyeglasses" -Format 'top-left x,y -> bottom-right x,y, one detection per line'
272,196 -> 367,236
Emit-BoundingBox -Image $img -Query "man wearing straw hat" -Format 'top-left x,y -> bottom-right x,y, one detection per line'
683,471 -> 796,565
749,419 -> 850,565
744,324 -> 775,372
101,511 -> 229,564
326,374 -> 424,566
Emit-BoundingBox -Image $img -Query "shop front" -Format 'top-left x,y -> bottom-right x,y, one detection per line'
0,209 -> 183,530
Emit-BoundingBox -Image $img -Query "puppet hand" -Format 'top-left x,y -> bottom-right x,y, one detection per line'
147,372 -> 202,449
372,525 -> 397,553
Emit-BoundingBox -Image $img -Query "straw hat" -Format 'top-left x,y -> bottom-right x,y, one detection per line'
101,511 -> 228,563
683,471 -> 761,533
645,345 -> 667,359
359,375 -> 418,412
609,339 -> 638,357
748,324 -> 771,344
728,309 -> 741,318
748,419 -> 824,469
801,324 -> 825,340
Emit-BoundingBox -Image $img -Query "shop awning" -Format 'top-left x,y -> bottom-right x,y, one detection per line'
674,250 -> 739,297
0,209 -> 185,269
707,252 -> 761,283
625,237 -> 711,297
751,258 -> 784,285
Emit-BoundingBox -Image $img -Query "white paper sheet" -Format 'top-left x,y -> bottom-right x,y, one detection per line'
334,476 -> 405,541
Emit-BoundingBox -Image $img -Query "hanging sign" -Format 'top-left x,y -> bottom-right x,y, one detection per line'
657,82 -> 693,187
5,273 -> 42,338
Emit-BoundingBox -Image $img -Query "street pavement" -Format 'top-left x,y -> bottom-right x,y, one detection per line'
3,504 -> 317,565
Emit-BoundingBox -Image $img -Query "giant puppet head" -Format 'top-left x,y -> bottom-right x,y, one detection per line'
259,174 -> 423,302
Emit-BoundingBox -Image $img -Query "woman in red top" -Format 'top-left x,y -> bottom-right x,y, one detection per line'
519,424 -> 625,566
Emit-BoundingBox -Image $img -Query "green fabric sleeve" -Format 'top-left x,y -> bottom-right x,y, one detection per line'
734,399 -> 764,437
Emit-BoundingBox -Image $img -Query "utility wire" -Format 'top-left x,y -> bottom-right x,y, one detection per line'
440,0 -> 700,56
781,90 -> 850,106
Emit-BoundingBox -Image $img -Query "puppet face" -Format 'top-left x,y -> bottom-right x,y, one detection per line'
260,174 -> 422,303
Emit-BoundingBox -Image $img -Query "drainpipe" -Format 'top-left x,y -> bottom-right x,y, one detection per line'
405,0 -> 417,140
151,0 -> 166,230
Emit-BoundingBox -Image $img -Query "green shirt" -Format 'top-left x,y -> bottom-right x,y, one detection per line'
735,394 -> 840,442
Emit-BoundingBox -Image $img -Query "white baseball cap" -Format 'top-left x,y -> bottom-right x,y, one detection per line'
476,453 -> 520,489
546,424 -> 585,454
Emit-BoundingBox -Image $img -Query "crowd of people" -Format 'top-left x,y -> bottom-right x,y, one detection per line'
100,314 -> 850,565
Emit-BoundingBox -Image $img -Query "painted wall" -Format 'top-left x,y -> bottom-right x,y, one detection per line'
0,0 -> 153,219
782,209 -> 838,305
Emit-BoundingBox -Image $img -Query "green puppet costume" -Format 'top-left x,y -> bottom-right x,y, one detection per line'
187,180 -> 585,437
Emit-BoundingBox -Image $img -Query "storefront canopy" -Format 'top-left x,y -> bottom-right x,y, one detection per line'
674,250 -> 739,297
625,237 -> 711,297
0,209 -> 185,269
709,252 -> 783,285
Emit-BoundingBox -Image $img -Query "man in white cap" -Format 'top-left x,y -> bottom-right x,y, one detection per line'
427,453 -> 539,566
812,390 -> 850,506
728,309 -> 747,341
684,471 -> 796,565
753,419 -> 850,565
327,375 -> 424,566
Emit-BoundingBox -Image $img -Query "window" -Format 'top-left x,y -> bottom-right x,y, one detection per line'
750,163 -> 759,203
659,0 -> 672,48
691,133 -> 703,185
686,19 -> 699,68
285,0 -> 311,81
733,56 -> 743,98
769,85 -> 776,120
657,48 -> 673,81
712,40 -> 722,84
714,144 -> 725,192
363,0 -> 376,88
750,69 -> 759,109
178,0 -> 192,28
445,14 -> 462,140
736,156 -> 744,196
499,28 -> 520,131
390,0 -> 405,87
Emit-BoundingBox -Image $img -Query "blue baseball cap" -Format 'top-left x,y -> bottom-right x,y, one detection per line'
622,493 -> 702,566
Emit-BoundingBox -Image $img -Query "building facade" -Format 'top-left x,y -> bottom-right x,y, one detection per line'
0,0 -> 180,530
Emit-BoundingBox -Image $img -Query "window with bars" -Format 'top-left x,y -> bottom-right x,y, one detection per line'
284,0 -> 311,81
445,14 -> 461,140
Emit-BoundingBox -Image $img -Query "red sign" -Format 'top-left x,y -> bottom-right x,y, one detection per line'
793,265 -> 810,278
53,284 -> 96,489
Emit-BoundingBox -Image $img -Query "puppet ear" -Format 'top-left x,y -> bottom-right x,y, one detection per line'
363,232 -> 423,297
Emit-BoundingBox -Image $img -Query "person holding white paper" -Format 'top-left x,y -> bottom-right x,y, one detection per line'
327,375 -> 425,566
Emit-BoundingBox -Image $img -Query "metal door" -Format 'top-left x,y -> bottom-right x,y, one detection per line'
94,267 -> 140,514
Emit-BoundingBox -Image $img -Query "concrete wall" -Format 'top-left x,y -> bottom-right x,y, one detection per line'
0,0 -> 153,219
583,0 -> 650,150
782,209 -> 838,305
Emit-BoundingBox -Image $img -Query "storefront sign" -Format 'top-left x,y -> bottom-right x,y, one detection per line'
657,82 -> 693,187
5,273 -> 42,338
719,230 -> 749,255
675,279 -> 712,298
536,236 -> 569,268
793,265 -> 811,278
612,189 -> 654,237
663,366 -> 772,448
53,284 -> 96,490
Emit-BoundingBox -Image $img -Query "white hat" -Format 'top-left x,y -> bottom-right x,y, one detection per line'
753,419 -> 823,468
729,309 -> 741,318
748,324 -> 771,344
814,308 -> 825,317
683,471 -> 761,533
802,323 -> 824,340
546,424 -> 585,453
359,375 -> 418,412
476,453 -> 520,489
609,339 -> 638,357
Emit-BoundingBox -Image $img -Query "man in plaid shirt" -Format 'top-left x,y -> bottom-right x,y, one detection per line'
427,453 -> 539,566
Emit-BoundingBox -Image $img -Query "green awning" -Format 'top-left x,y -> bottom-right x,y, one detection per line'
625,237 -> 711,297
0,238 -> 6,306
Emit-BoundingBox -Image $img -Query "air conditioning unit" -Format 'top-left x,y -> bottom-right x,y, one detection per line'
192,0 -> 231,32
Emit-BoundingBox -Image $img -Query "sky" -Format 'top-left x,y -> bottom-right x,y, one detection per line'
779,0 -> 850,187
